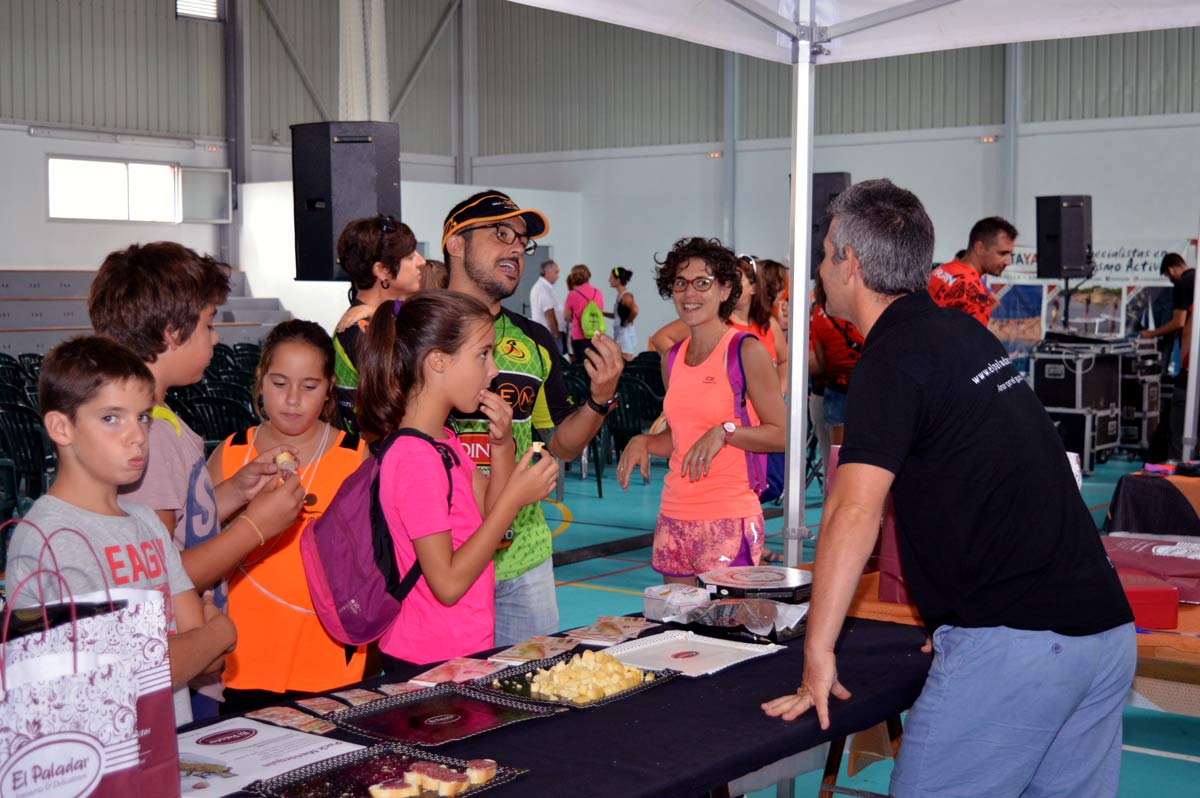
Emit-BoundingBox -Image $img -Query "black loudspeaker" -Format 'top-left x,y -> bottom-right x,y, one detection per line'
1036,195 -> 1093,280
812,172 -> 851,275
290,121 -> 401,281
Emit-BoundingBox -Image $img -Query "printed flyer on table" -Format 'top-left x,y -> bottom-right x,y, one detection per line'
177,718 -> 363,795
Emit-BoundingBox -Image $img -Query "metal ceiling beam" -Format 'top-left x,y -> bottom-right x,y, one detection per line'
823,0 -> 964,40
259,0 -> 332,121
722,0 -> 803,40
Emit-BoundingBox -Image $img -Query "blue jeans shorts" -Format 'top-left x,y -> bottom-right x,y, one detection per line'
823,388 -> 848,426
891,622 -> 1135,798
493,556 -> 560,647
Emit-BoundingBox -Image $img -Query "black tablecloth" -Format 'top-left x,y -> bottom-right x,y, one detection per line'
1107,473 -> 1200,536
190,618 -> 931,798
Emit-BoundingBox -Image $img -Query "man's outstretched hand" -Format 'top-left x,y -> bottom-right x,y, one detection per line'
761,649 -> 852,729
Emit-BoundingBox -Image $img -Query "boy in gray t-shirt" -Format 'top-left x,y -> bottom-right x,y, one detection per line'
8,497 -> 192,614
6,337 -> 238,726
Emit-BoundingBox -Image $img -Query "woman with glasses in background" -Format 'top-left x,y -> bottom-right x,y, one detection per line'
617,238 -> 785,584
332,215 -> 426,436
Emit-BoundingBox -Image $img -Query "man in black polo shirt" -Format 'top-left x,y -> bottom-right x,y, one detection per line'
1141,252 -> 1195,460
763,180 -> 1134,797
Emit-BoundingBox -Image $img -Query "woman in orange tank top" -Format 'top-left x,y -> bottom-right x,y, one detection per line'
616,238 -> 787,583
728,256 -> 789,393
207,321 -> 368,714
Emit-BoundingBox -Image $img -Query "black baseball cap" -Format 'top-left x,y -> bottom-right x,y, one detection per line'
441,190 -> 549,248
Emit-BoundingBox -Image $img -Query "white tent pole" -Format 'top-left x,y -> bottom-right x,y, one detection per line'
722,52 -> 738,248
782,29 -> 817,567
1003,43 -> 1021,221
1184,235 -> 1200,461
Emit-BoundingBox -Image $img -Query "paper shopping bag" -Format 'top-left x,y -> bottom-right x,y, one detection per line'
0,646 -> 139,798
3,588 -> 181,798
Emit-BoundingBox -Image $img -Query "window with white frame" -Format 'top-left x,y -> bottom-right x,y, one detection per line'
48,158 -> 177,222
47,158 -> 232,224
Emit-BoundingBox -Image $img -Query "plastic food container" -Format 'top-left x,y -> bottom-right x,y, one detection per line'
642,584 -> 709,622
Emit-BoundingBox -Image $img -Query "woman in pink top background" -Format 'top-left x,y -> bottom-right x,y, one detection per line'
563,264 -> 605,364
356,291 -> 559,669
616,238 -> 786,583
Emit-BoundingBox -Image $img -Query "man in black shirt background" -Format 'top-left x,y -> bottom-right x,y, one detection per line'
763,179 -> 1134,798
1141,252 -> 1195,460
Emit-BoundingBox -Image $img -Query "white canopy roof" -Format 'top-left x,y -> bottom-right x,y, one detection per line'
510,0 -> 1200,64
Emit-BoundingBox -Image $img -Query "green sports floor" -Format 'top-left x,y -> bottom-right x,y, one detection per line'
543,456 -> 1200,797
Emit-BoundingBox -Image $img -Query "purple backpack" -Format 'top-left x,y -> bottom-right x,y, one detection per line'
300,428 -> 458,646
667,331 -> 769,496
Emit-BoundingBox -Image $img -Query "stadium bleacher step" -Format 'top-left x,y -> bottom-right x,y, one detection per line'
0,270 -> 282,355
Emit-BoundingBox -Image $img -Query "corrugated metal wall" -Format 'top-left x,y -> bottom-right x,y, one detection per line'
248,0 -> 338,145
387,0 -> 454,156
741,46 -> 1006,140
1023,27 -> 1200,122
0,0 -> 224,137
476,0 -> 723,156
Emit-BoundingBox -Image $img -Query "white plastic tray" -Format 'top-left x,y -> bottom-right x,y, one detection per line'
605,630 -> 784,677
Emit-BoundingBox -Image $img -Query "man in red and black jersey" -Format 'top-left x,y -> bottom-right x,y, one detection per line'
927,217 -> 1017,327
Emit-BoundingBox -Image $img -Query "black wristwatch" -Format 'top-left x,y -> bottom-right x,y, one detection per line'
586,393 -> 619,415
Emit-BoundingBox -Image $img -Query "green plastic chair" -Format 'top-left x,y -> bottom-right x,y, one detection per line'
203,382 -> 258,420
607,375 -> 662,459
173,396 -> 259,457
0,403 -> 56,500
561,367 -> 605,497
18,353 -> 42,381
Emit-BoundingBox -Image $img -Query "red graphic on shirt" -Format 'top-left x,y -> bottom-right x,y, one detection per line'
103,538 -> 168,585
929,260 -> 993,326
460,432 -> 491,467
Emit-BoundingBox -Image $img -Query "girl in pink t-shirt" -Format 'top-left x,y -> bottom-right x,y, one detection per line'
356,292 -> 559,668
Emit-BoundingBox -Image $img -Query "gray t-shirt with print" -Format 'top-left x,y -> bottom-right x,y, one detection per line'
7,494 -> 197,726
7,495 -> 193,613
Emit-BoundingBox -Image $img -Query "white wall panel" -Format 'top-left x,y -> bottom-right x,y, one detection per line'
0,0 -> 223,137
238,178 -> 582,332
1024,27 -> 1200,122
0,125 -> 224,269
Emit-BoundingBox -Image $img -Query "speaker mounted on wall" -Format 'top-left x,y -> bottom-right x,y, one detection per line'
1036,195 -> 1094,280
812,173 -> 851,276
291,121 -> 401,282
